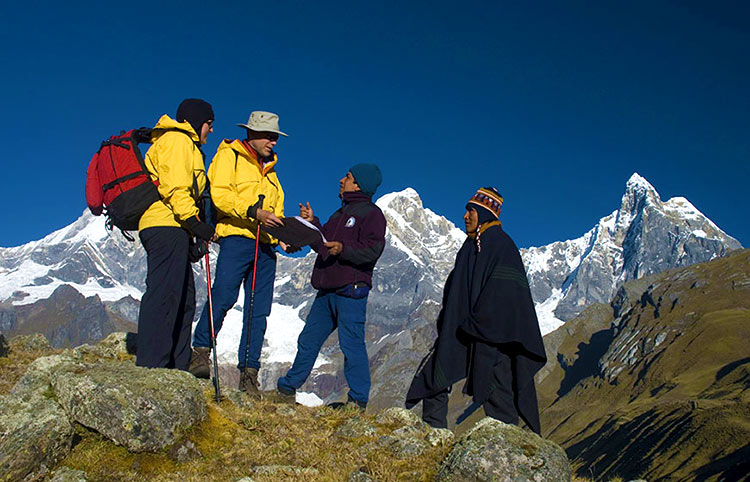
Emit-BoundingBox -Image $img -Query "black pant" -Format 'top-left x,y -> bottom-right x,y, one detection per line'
421,351 -> 519,429
136,227 -> 195,370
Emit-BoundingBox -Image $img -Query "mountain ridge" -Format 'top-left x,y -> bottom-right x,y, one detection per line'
0,174 -> 742,410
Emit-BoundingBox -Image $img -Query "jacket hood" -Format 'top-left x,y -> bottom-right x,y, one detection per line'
152,115 -> 200,142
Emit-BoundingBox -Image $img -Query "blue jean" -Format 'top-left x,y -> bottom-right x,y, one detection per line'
193,235 -> 276,370
278,291 -> 371,403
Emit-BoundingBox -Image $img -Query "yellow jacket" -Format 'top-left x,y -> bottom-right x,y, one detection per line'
138,115 -> 207,231
208,139 -> 285,244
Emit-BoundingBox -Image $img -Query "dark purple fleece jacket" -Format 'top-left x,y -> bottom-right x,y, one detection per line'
309,191 -> 387,290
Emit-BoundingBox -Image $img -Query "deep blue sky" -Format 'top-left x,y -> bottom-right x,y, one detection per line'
1,1 -> 748,249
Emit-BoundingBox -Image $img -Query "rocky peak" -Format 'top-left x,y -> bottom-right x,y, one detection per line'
523,173 -> 741,325
621,172 -> 659,212
376,188 -> 465,275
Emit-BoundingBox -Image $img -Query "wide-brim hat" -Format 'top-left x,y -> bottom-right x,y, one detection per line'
237,111 -> 288,136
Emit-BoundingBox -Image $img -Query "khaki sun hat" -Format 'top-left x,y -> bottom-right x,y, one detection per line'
237,111 -> 288,136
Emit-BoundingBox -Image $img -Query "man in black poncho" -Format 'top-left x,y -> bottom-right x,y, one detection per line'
405,187 -> 547,433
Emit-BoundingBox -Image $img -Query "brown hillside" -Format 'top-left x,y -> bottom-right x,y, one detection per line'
537,249 -> 750,481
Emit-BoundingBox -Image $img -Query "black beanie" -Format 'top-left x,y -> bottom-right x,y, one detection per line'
176,98 -> 214,137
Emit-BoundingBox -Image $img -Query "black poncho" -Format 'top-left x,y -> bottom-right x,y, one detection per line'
405,224 -> 547,433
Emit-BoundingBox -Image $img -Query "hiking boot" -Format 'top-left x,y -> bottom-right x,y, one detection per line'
328,395 -> 367,413
239,368 -> 261,400
264,386 -> 296,404
188,347 -> 211,379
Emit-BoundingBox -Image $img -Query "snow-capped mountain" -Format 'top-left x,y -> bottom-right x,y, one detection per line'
0,174 -> 741,408
523,173 -> 741,331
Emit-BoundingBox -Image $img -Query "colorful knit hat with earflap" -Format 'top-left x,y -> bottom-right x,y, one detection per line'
467,187 -> 504,224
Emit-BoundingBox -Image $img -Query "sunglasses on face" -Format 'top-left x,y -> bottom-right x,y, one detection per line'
258,132 -> 279,142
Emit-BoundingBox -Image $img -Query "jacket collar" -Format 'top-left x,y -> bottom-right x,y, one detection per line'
341,191 -> 372,205
234,140 -> 277,175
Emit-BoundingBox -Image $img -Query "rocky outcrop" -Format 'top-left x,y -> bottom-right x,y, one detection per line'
437,418 -> 570,482
0,334 -> 208,481
0,392 -> 74,482
1,333 -> 574,480
52,361 -> 206,452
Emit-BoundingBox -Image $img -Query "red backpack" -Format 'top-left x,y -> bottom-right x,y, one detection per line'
85,128 -> 189,235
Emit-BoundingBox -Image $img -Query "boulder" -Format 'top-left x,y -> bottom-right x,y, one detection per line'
51,361 -> 206,452
11,354 -> 80,400
0,394 -> 74,482
436,418 -> 570,482
10,333 -> 52,352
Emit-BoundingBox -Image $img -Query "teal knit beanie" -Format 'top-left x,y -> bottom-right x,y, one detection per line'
349,163 -> 382,197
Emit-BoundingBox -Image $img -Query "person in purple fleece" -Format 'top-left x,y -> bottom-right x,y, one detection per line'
275,164 -> 386,409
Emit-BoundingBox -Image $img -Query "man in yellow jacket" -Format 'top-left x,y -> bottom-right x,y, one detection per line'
190,111 -> 291,397
137,98 -> 216,370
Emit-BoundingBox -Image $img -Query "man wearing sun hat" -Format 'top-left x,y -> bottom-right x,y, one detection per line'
189,110 -> 294,398
405,187 -> 547,433
274,164 -> 386,410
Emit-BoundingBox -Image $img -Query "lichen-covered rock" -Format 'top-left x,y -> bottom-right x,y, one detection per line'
10,333 -> 52,352
168,439 -> 202,463
335,416 -> 378,439
223,388 -> 257,410
51,362 -> 206,452
391,424 -> 425,439
69,332 -> 138,361
49,466 -> 88,481
10,354 -> 80,400
378,434 -> 429,458
250,465 -> 319,476
436,418 -> 570,482
348,470 -> 375,481
0,332 -> 8,357
426,427 -> 455,447
375,407 -> 422,427
94,331 -> 138,358
275,404 -> 296,417
0,394 -> 74,482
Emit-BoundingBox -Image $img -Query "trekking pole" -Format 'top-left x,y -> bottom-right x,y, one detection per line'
243,195 -> 265,372
204,248 -> 222,402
